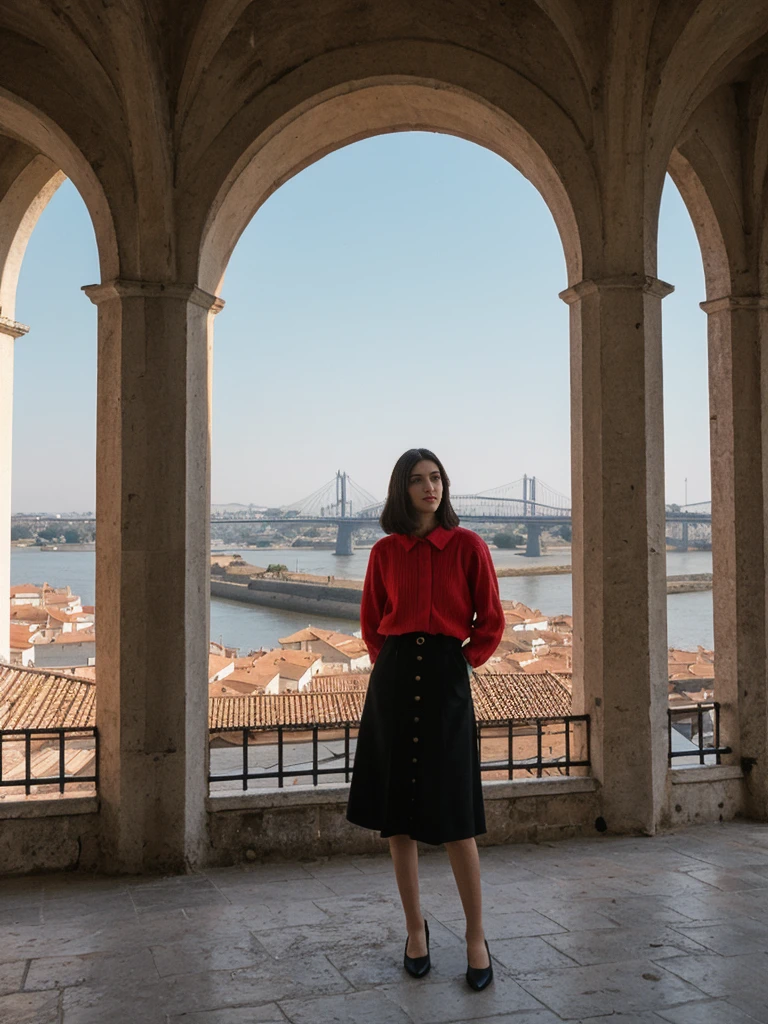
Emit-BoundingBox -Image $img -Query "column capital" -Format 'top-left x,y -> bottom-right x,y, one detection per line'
559,275 -> 674,305
81,279 -> 225,314
700,295 -> 768,314
0,315 -> 29,339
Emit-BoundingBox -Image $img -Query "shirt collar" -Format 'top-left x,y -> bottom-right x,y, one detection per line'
395,525 -> 457,552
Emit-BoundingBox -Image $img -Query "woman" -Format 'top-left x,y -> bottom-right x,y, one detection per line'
346,447 -> 505,991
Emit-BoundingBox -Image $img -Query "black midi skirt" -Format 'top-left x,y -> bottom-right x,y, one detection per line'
345,631 -> 486,845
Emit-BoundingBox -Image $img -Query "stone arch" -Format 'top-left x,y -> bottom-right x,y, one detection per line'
184,45 -> 599,294
0,154 -> 65,321
667,146 -> 734,302
0,87 -> 118,285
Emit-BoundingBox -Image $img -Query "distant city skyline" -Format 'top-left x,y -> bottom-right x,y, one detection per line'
11,133 -> 709,512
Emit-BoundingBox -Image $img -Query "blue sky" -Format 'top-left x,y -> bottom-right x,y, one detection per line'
11,132 -> 708,512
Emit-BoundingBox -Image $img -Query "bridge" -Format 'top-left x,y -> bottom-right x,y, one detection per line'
12,473 -> 712,557
210,472 -> 713,556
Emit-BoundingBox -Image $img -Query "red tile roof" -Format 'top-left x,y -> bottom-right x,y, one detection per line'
9,624 -> 37,650
0,665 -> 95,729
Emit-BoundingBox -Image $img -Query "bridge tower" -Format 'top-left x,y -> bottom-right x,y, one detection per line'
523,475 -> 542,556
334,469 -> 354,556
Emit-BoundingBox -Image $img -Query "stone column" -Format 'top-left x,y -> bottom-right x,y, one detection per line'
561,275 -> 673,834
0,315 -> 29,663
83,279 -> 223,872
700,295 -> 768,817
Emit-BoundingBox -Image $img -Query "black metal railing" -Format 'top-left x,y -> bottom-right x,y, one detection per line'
668,703 -> 731,766
208,714 -> 591,791
0,728 -> 98,795
477,715 -> 591,778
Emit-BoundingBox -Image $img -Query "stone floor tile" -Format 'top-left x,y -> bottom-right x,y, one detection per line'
608,871 -> 722,899
534,898 -> 620,931
215,877 -> 339,905
343,853 -> 402,875
296,856 -> 367,879
318,871 -> 402,897
440,1013 -> 563,1024
249,917 -> 397,961
130,885 -> 229,914
0,960 -> 26,997
1,903 -> 42,926
151,928 -> 269,977
25,952 -> 101,991
169,1006 -> 287,1023
656,890 -> 763,924
205,862 -> 316,886
660,951 -> 768,1021
58,949 -> 167,1024
575,1015 -> 666,1024
0,922 -> 98,962
684,866 -> 768,892
657,998 -> 764,1023
161,953 -> 351,1015
380,972 -> 543,1022
584,895 -> 701,928
517,957 -> 707,1019
673,917 -> 768,956
544,924 -> 711,965
278,988 -> 412,1023
494,874 -> 629,902
0,990 -> 60,1024
310,892 -> 403,925
41,891 -> 137,924
486,935 -> 578,975
441,909 -> 565,941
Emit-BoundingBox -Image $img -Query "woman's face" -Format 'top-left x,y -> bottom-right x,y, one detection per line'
408,459 -> 443,516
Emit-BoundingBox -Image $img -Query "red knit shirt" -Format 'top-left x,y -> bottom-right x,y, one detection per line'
360,524 -> 505,668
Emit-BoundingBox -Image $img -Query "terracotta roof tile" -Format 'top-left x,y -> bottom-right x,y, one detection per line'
0,665 -> 95,729
10,604 -> 48,624
50,630 -> 96,645
9,624 -> 37,649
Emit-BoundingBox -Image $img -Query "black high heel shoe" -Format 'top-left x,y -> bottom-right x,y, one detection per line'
403,917 -> 430,978
466,938 -> 493,991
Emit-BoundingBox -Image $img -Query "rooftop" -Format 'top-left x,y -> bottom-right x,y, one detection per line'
0,822 -> 765,1022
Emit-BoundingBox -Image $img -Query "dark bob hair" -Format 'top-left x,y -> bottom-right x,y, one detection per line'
380,448 -> 460,535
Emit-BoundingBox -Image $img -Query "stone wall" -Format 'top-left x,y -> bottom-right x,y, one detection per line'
206,779 -> 602,865
0,798 -> 100,875
211,579 -> 361,621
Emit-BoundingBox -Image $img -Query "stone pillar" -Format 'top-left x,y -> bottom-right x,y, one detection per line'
700,295 -> 768,817
524,523 -> 542,557
334,521 -> 354,556
561,275 -> 673,834
0,316 -> 29,663
83,279 -> 223,872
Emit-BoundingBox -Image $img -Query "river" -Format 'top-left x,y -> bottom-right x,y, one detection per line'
10,545 -> 714,654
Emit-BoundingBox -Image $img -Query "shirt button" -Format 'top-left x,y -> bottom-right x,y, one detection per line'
416,637 -> 425,645
414,675 -> 421,681
414,695 -> 421,701
412,757 -> 418,763
411,778 -> 416,783
416,655 -> 423,661
413,737 -> 419,743
414,717 -> 419,723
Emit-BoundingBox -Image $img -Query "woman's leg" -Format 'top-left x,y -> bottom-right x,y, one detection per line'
445,837 -> 490,968
388,834 -> 427,957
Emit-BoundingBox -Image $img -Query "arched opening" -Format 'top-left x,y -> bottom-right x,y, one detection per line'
202,91 -> 581,793
0,97 -> 116,802
667,143 -> 745,770
658,173 -> 714,696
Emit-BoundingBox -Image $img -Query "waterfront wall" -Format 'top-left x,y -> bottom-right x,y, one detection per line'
211,578 -> 361,621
